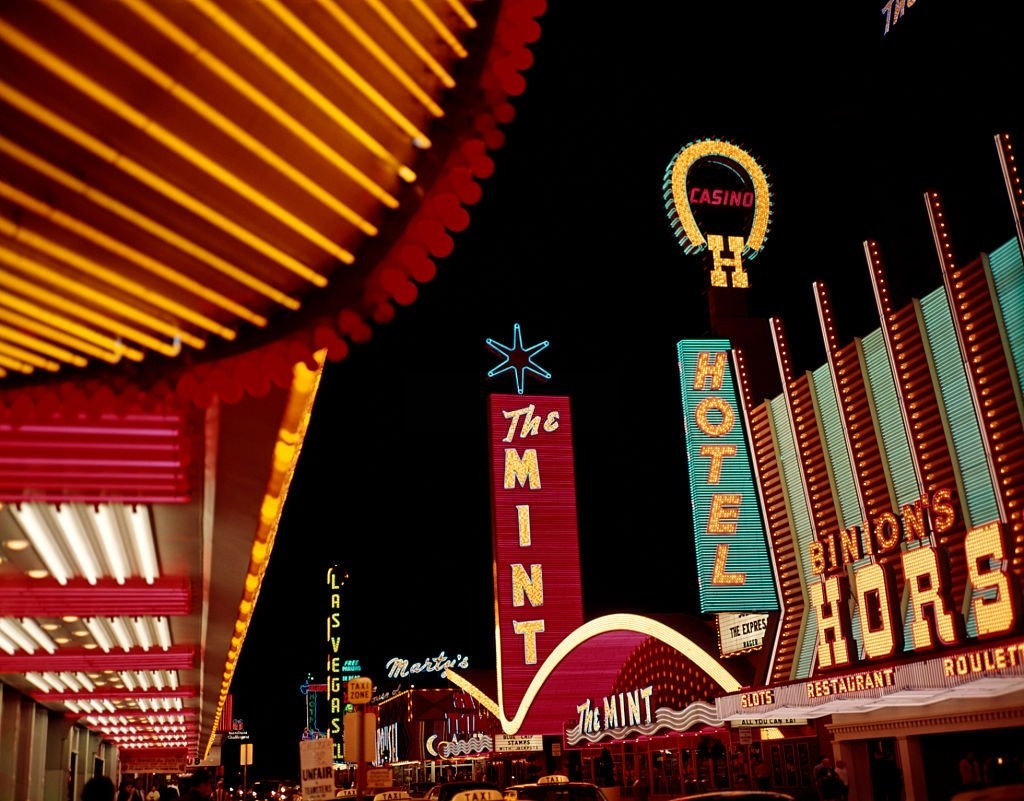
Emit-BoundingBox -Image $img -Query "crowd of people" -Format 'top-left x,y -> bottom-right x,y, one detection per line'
81,769 -> 220,801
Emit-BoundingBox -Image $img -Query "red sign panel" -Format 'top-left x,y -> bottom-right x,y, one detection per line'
489,393 -> 584,717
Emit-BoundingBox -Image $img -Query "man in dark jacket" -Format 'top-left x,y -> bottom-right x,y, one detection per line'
180,769 -> 214,801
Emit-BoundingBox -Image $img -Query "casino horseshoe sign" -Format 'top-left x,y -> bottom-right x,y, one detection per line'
663,138 -> 773,289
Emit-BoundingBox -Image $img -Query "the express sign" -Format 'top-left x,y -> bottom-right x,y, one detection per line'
677,341 -> 779,613
489,394 -> 584,716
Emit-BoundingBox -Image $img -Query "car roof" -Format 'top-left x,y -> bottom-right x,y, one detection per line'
428,781 -> 500,801
448,790 -> 503,801
503,779 -> 607,801
666,793 -> 797,801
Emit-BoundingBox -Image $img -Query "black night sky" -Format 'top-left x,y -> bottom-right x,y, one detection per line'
228,1 -> 1022,781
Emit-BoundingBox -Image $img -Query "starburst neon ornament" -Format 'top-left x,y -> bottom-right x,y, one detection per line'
485,323 -> 551,395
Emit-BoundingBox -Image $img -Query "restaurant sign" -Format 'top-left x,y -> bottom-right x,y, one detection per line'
718,637 -> 1024,718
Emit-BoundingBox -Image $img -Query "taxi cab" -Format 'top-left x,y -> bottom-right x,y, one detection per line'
503,775 -> 609,801
449,789 -> 504,801
423,781 -> 502,801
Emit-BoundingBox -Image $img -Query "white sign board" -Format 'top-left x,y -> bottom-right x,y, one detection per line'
367,768 -> 394,789
733,718 -> 808,727
717,612 -> 770,656
299,737 -> 336,801
494,734 -> 544,753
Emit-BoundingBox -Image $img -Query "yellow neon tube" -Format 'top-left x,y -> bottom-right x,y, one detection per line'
0,353 -> 33,374
0,130 -> 298,312
0,321 -> 87,366
260,0 -> 433,145
315,0 -> 444,117
364,0 -> 455,88
0,265 -> 178,357
42,0 -> 378,237
0,341 -> 58,371
0,199 -> 237,338
0,245 -> 202,349
0,306 -> 131,363
0,23 -> 343,275
444,0 -> 478,30
191,0 -> 418,183
410,0 -> 468,58
127,0 -> 404,205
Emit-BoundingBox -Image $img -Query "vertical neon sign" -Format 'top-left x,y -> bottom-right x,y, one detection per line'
489,392 -> 585,717
326,563 -> 348,760
677,340 -> 778,613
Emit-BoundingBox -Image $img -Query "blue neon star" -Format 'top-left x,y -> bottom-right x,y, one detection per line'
485,323 -> 551,395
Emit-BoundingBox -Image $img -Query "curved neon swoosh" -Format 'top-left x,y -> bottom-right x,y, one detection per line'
444,613 -> 743,735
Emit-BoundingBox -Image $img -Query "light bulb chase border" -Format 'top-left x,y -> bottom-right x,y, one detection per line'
663,138 -> 772,289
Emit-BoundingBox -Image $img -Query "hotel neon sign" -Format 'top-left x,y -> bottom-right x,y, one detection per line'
677,340 -> 779,613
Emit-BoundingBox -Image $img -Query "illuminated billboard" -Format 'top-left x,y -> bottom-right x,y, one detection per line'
676,340 -> 779,613
663,138 -> 772,289
488,392 -> 584,717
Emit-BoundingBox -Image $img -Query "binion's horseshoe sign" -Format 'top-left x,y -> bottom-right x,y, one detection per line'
663,139 -> 773,289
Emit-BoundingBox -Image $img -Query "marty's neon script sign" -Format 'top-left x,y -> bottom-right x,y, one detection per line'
385,651 -> 469,679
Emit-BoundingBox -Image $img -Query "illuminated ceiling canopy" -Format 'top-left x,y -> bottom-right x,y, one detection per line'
0,0 -> 545,764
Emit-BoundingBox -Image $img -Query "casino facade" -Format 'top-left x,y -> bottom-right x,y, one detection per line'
441,133 -> 1024,801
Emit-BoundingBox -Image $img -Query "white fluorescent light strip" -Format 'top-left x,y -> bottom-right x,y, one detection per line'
167,670 -> 179,690
75,672 -> 95,691
128,506 -> 160,584
119,671 -> 136,691
102,699 -> 115,713
42,672 -> 66,691
152,670 -> 164,690
93,505 -> 129,584
82,618 -> 113,652
154,616 -> 172,650
20,617 -> 58,653
108,617 -> 134,652
135,671 -> 150,691
55,504 -> 101,584
0,618 -> 37,652
59,671 -> 81,692
25,673 -> 51,693
0,631 -> 17,655
65,700 -> 82,713
11,504 -> 71,584
131,617 -> 152,651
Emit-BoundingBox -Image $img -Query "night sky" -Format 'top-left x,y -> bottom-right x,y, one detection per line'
227,1 -> 1022,781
